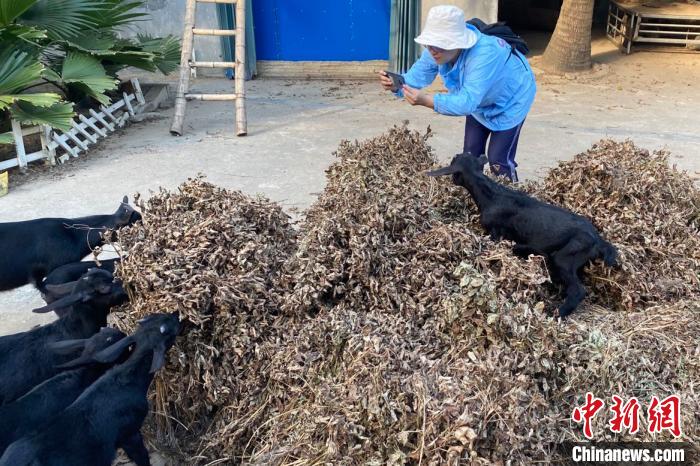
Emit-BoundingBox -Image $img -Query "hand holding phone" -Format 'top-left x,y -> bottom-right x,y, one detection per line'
383,70 -> 405,92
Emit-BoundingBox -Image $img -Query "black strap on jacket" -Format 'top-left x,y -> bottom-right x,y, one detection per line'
467,18 -> 529,67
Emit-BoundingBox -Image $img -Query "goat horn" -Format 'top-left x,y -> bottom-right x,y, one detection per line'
32,291 -> 86,313
426,165 -> 459,177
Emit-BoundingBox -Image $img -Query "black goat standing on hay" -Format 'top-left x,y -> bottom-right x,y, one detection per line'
428,153 -> 618,318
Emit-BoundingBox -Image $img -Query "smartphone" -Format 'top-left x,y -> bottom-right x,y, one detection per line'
384,71 -> 405,91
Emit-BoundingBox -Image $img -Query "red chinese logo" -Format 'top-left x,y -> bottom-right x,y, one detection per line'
572,394 -> 682,439
609,395 -> 640,434
572,392 -> 605,439
648,395 -> 682,437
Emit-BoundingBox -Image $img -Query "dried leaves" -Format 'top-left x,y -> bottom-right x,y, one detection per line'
112,178 -> 297,461
114,128 -> 699,465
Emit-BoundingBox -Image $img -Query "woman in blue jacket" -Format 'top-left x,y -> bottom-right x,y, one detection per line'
380,5 -> 536,181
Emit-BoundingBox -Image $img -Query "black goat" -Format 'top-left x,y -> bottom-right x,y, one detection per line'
0,197 -> 139,291
428,153 -> 618,318
0,327 -> 127,454
0,313 -> 181,466
36,258 -> 120,306
0,269 -> 126,404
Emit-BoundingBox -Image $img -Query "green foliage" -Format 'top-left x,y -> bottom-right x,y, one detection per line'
19,0 -> 104,39
0,24 -> 46,44
11,100 -> 74,131
137,34 -> 181,75
59,52 -> 118,105
0,49 -> 43,97
0,92 -> 61,109
0,0 -> 181,132
0,0 -> 36,26
83,0 -> 147,28
0,131 -> 13,144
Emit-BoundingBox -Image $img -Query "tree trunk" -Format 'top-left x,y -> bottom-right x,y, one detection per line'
541,0 -> 595,73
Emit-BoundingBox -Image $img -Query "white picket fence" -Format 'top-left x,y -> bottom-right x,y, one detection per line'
0,78 -> 146,172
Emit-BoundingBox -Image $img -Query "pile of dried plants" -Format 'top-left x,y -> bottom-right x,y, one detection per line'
112,178 -> 297,461
113,128 -> 699,464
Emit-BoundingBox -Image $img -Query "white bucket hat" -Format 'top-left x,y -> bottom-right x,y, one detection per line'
415,5 -> 477,50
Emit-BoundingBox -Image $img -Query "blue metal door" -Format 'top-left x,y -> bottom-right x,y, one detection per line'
252,0 -> 392,61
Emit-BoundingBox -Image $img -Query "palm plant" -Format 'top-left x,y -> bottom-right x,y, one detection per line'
0,0 -> 180,141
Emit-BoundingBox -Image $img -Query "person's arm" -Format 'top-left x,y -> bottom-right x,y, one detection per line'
432,48 -> 503,116
395,49 -> 439,97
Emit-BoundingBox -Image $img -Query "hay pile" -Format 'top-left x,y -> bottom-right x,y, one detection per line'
256,126 -> 559,463
112,178 -> 297,460
114,128 -> 699,464
527,139 -> 700,310
245,129 -> 699,464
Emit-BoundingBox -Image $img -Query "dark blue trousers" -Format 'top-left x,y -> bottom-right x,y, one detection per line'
463,116 -> 525,181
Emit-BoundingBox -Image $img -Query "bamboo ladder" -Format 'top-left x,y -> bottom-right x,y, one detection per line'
170,0 -> 247,136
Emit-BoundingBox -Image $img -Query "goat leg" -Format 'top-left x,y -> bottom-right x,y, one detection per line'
554,256 -> 587,318
558,278 -> 587,319
487,226 -> 504,241
119,431 -> 151,466
552,237 -> 597,318
512,243 -> 538,258
544,256 -> 562,284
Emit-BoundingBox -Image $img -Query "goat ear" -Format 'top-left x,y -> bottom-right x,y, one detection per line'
33,291 -> 89,313
92,335 -> 134,364
426,165 -> 459,177
149,342 -> 167,373
477,154 -> 488,168
44,281 -> 78,297
47,339 -> 87,355
122,195 -> 128,204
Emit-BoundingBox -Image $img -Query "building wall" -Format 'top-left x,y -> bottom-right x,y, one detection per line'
121,0 -> 497,79
421,0 -> 498,25
129,1 -> 498,62
121,0 -> 222,62
252,0 -> 391,61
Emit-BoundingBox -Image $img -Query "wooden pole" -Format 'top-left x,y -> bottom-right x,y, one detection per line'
170,0 -> 197,136
40,125 -> 56,165
10,120 -> 28,169
186,94 -> 237,101
131,78 -> 146,106
123,93 -> 136,117
72,120 -> 97,144
79,114 -> 107,137
235,0 -> 247,136
192,28 -> 237,36
89,109 -> 114,132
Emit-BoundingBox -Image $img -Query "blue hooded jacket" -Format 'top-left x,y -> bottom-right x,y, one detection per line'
398,24 -> 536,131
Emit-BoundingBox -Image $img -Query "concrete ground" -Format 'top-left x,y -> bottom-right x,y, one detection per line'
1,33 -> 698,335
0,30 -> 698,466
